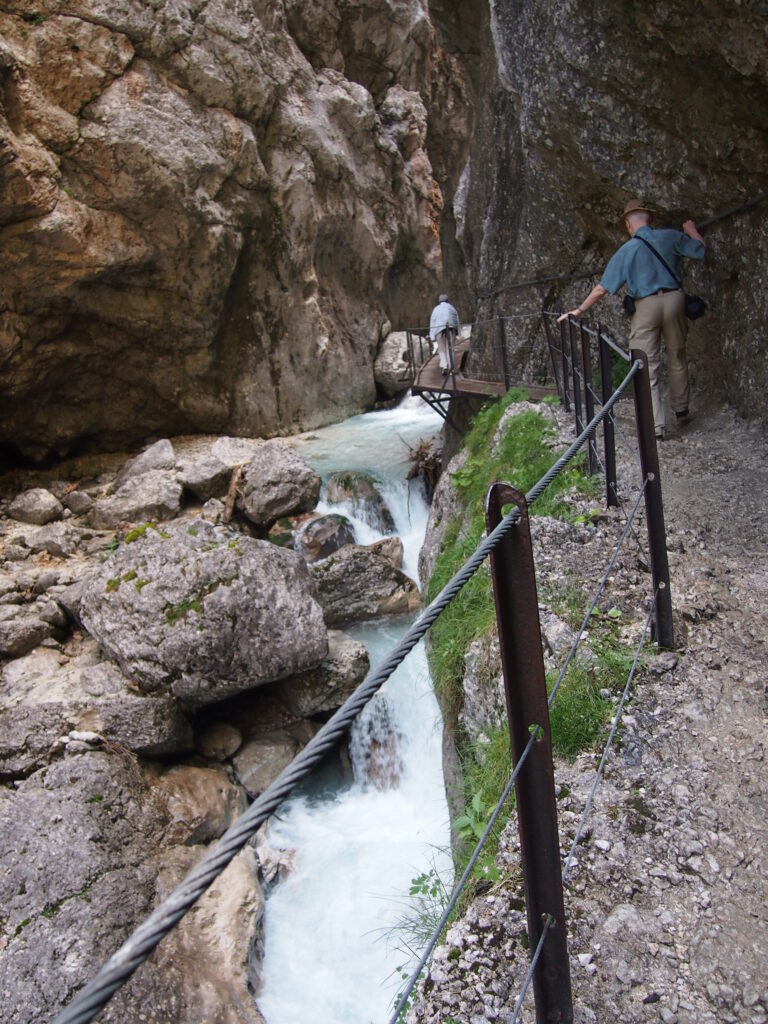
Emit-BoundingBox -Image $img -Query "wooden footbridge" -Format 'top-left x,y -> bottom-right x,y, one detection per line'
405,323 -> 558,421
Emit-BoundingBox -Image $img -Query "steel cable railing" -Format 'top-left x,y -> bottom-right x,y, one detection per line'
52,364 -> 642,1024
392,465 -> 651,1022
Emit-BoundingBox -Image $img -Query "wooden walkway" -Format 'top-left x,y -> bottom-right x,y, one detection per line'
410,339 -> 557,402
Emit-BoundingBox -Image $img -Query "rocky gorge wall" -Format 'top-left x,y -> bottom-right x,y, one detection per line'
0,0 -> 478,462
459,0 -> 768,419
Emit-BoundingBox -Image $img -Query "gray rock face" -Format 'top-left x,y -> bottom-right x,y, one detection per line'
80,519 -> 328,706
89,469 -> 183,529
238,440 -> 321,527
0,644 -> 193,776
298,513 -> 356,562
8,488 -> 63,525
0,603 -> 56,658
0,750 -> 167,1024
310,541 -> 421,625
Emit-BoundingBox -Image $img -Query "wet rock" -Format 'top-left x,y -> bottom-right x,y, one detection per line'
369,535 -> 405,568
325,471 -> 395,533
237,441 -> 321,527
309,541 -> 421,625
8,487 -> 64,525
89,469 -> 183,529
79,519 -> 328,707
275,629 -> 370,718
298,513 -> 356,562
350,693 -> 404,789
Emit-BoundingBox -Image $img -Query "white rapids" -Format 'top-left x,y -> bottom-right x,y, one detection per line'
257,398 -> 453,1024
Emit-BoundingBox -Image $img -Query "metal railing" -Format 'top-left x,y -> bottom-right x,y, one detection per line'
53,312 -> 672,1024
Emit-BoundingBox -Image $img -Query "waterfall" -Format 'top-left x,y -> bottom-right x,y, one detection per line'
257,400 -> 452,1024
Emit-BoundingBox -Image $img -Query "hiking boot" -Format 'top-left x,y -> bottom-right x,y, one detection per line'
675,408 -> 691,425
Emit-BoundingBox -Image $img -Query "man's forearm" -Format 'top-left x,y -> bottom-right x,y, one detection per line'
557,283 -> 607,322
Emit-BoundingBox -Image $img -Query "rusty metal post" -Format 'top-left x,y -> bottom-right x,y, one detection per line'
542,311 -> 563,401
568,319 -> 583,437
486,484 -> 573,1024
630,349 -> 674,648
598,328 -> 619,507
558,319 -> 571,412
498,316 -> 511,391
579,323 -> 597,475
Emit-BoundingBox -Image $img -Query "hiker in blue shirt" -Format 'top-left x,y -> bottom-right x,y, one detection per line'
559,198 -> 706,439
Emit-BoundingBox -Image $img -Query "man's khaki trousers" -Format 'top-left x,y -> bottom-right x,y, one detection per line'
630,290 -> 689,437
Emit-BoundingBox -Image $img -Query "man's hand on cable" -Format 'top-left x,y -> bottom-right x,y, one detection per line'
557,307 -> 583,323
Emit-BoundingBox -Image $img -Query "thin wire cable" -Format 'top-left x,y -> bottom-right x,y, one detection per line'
507,915 -> 554,1024
561,597 -> 655,883
387,729 -> 540,1024
54,364 -> 642,1024
547,481 -> 647,709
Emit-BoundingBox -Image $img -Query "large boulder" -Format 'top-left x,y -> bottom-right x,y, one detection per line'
89,470 -> 183,529
79,519 -> 328,707
115,439 -> 176,488
310,541 -> 421,625
0,643 -> 194,777
237,440 -> 321,527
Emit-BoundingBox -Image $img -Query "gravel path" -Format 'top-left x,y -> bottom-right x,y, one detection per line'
409,403 -> 768,1024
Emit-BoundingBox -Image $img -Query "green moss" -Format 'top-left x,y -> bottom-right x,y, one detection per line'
135,578 -> 151,593
165,598 -> 204,625
105,578 -> 120,593
125,523 -> 153,543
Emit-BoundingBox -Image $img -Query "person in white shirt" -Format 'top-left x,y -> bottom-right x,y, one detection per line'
429,293 -> 460,374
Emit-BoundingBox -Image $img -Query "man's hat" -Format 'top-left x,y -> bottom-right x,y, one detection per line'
618,198 -> 655,227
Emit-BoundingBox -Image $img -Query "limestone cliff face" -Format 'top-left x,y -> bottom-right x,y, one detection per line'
3,1 -> 765,462
458,0 -> 768,418
0,0 -> 475,460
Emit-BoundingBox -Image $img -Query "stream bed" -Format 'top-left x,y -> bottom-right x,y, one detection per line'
257,399 -> 453,1024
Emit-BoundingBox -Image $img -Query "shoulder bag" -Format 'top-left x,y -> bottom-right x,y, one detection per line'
635,235 -> 707,320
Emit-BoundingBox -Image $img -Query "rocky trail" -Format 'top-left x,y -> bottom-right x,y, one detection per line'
409,401 -> 768,1024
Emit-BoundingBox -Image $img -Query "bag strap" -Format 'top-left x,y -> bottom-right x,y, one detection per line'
635,235 -> 682,288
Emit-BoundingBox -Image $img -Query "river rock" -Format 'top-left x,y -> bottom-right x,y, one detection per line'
298,513 -> 356,562
177,454 -> 231,501
115,439 -> 177,488
274,629 -> 370,718
8,487 -> 64,525
195,722 -> 243,761
238,440 -> 321,527
0,643 -> 193,776
350,694 -> 404,790
63,490 -> 94,516
309,541 -> 421,625
79,519 -> 328,707
0,603 -> 56,658
325,471 -> 395,533
89,469 -> 183,529
374,330 -> 413,398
